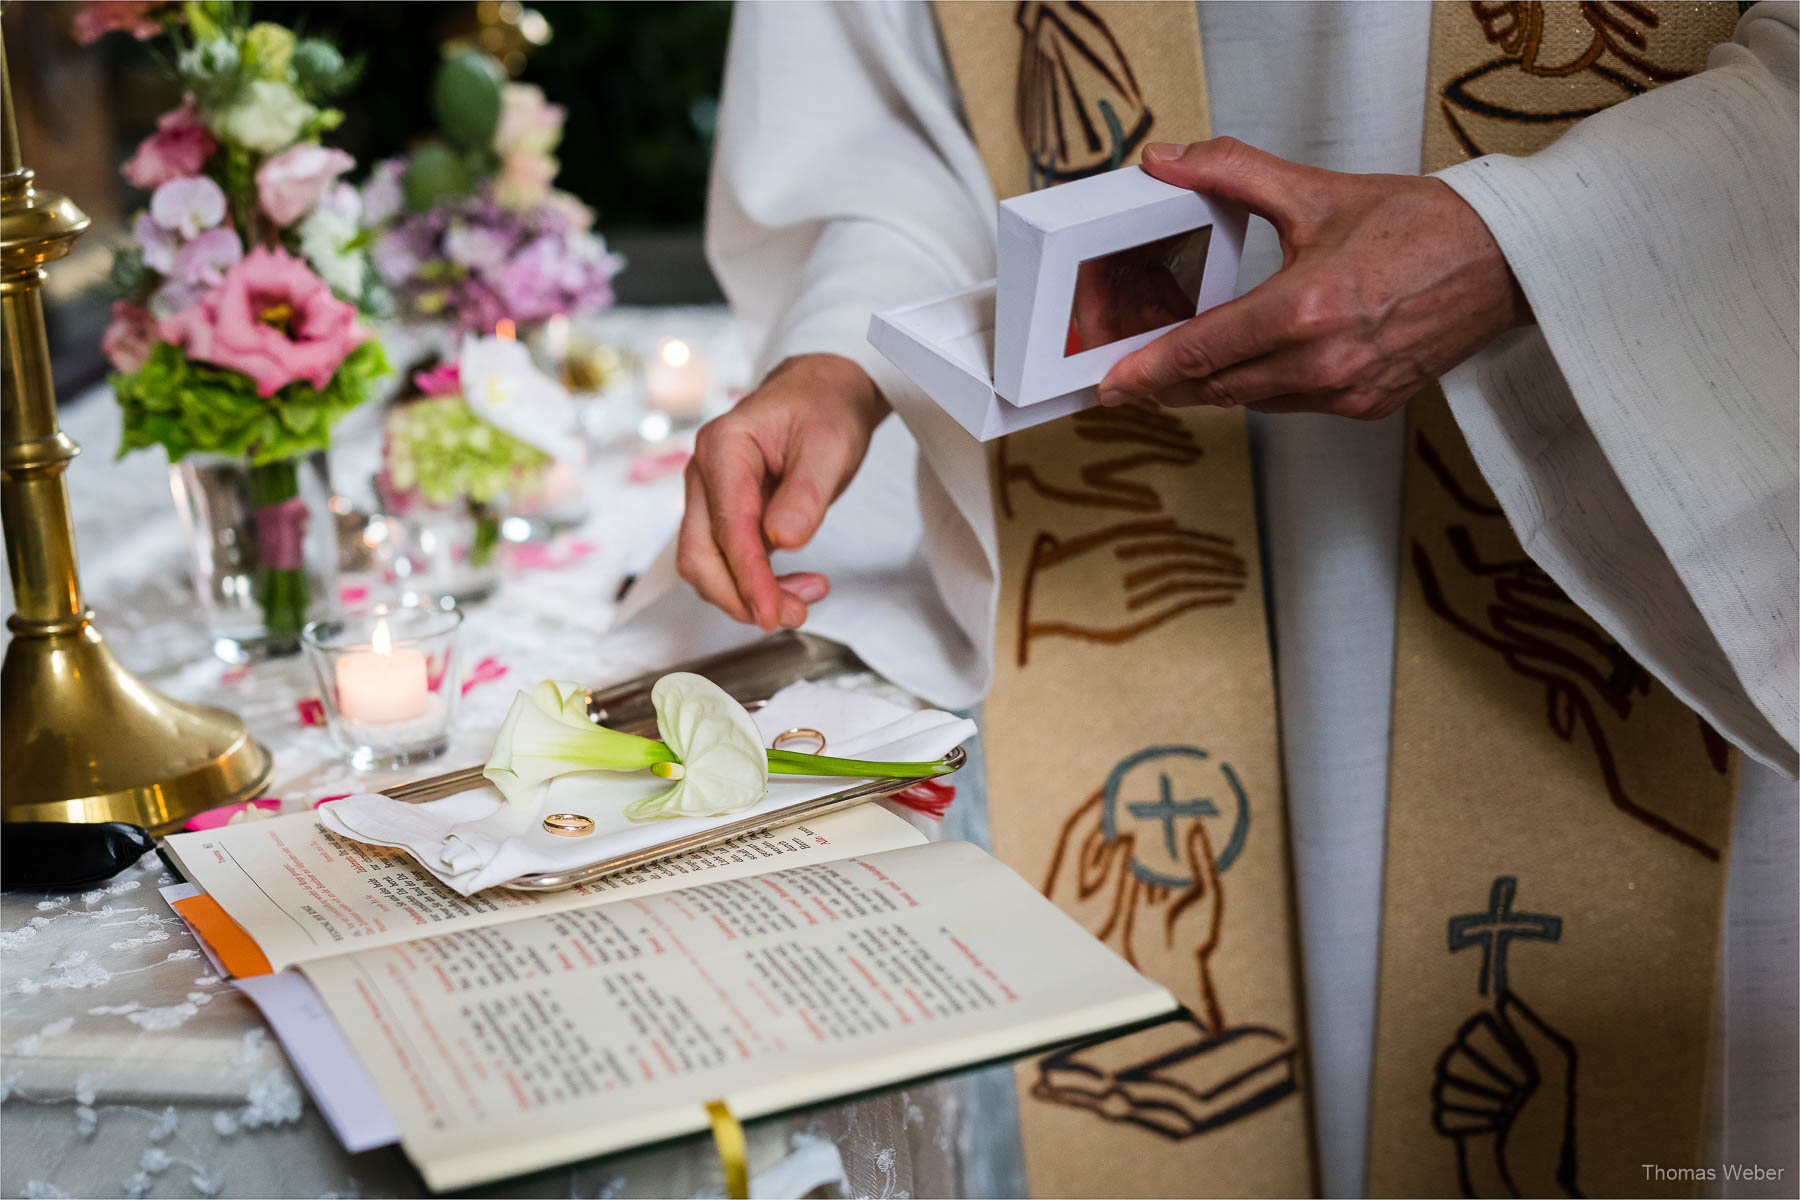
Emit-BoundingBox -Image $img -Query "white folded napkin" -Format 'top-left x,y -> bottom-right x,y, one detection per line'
318,680 -> 976,895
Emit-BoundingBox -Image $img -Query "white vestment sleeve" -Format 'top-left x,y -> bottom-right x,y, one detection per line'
1435,1 -> 1799,775
696,0 -> 1001,706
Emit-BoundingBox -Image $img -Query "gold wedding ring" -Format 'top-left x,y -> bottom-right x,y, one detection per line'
772,727 -> 826,754
542,812 -> 595,837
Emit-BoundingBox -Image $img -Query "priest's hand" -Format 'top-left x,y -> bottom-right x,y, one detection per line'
678,353 -> 887,630
1097,139 -> 1531,420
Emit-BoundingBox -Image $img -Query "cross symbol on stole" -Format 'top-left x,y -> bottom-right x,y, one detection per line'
1126,772 -> 1219,858
1447,876 -> 1562,996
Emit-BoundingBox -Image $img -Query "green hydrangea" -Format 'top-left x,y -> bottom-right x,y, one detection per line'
384,395 -> 551,506
113,339 -> 390,465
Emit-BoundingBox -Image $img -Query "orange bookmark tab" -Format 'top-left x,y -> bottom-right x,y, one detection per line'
705,1099 -> 748,1200
170,894 -> 273,978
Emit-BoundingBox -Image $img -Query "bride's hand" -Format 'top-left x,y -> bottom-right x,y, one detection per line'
677,353 -> 888,630
1099,138 -> 1531,420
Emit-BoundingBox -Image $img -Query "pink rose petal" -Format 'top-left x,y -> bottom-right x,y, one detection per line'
183,797 -> 282,831
627,447 -> 691,483
889,780 -> 955,821
507,537 -> 597,571
461,656 -> 508,696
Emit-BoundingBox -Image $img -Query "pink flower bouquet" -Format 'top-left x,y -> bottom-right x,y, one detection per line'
95,5 -> 388,644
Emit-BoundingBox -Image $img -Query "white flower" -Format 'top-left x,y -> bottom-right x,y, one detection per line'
178,38 -> 239,84
480,674 -> 769,819
316,180 -> 362,224
482,680 -> 671,808
493,83 -> 564,157
212,80 -> 315,155
132,212 -> 179,275
458,335 -> 583,467
299,203 -> 365,299
149,176 -> 226,240
623,673 -> 769,821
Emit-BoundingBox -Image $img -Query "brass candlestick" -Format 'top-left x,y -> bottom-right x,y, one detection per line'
1,29 -> 270,833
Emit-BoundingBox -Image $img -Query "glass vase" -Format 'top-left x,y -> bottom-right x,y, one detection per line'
170,451 -> 339,663
377,500 -> 504,607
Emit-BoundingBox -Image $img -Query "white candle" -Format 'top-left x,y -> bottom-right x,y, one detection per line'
336,617 -> 429,725
645,337 -> 709,419
542,313 -> 570,363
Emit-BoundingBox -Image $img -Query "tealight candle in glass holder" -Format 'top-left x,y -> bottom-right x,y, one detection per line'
302,601 -> 463,770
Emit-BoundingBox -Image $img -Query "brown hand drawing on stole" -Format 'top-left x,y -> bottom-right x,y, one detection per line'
1433,877 -> 1581,1199
1410,431 -> 1726,860
1016,519 -> 1246,667
998,402 -> 1203,518
1030,746 -> 1297,1139
1440,1 -> 1720,158
1015,1 -> 1153,190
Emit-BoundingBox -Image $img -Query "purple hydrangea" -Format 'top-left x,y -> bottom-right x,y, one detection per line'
369,185 -> 622,335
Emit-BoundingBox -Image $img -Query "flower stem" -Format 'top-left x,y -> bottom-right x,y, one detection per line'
468,503 -> 500,568
246,455 -> 309,642
764,749 -> 957,779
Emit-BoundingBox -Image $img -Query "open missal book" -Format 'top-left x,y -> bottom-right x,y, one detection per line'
162,802 -> 1178,1191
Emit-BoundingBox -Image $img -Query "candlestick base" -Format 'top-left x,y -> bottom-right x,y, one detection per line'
1,619 -> 273,834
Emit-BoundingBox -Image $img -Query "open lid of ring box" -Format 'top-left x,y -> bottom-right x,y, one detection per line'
867,166 -> 1246,442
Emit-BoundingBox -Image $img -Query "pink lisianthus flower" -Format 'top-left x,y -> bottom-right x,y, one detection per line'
101,301 -> 157,372
160,247 -> 368,398
256,144 -> 357,228
412,361 -> 461,397
72,1 -> 171,45
121,96 -> 215,190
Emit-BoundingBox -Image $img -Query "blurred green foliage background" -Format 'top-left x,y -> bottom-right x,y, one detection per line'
158,1 -> 733,230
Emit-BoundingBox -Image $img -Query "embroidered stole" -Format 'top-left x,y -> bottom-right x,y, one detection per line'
933,2 -> 1742,1197
937,3 -> 1311,1196
1367,5 -> 1742,1197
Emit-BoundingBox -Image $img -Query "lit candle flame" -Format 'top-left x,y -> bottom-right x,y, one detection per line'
660,338 -> 691,368
371,616 -> 392,657
495,318 -> 517,342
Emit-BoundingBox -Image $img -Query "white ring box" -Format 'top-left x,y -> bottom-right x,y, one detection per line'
868,166 -> 1246,442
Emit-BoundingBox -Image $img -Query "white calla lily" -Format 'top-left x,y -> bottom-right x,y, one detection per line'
623,673 -> 769,821
482,679 -> 672,808
481,672 -> 955,820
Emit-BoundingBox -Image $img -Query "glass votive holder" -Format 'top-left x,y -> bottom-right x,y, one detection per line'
301,601 -> 463,770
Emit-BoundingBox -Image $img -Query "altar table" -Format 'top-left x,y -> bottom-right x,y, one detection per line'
0,307 -> 1025,1200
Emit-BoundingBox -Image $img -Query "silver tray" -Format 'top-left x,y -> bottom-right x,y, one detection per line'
375,633 -> 964,892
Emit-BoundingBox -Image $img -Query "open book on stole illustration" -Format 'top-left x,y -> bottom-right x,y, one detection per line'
161,803 -> 1181,1191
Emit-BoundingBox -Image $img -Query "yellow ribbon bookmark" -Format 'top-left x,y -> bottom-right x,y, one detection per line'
705,1099 -> 748,1200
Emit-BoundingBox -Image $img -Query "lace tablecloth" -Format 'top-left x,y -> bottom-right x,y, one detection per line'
0,307 -> 1024,1199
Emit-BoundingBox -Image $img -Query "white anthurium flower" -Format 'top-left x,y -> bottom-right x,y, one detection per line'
458,334 -> 585,471
623,673 -> 769,821
482,680 -> 672,809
